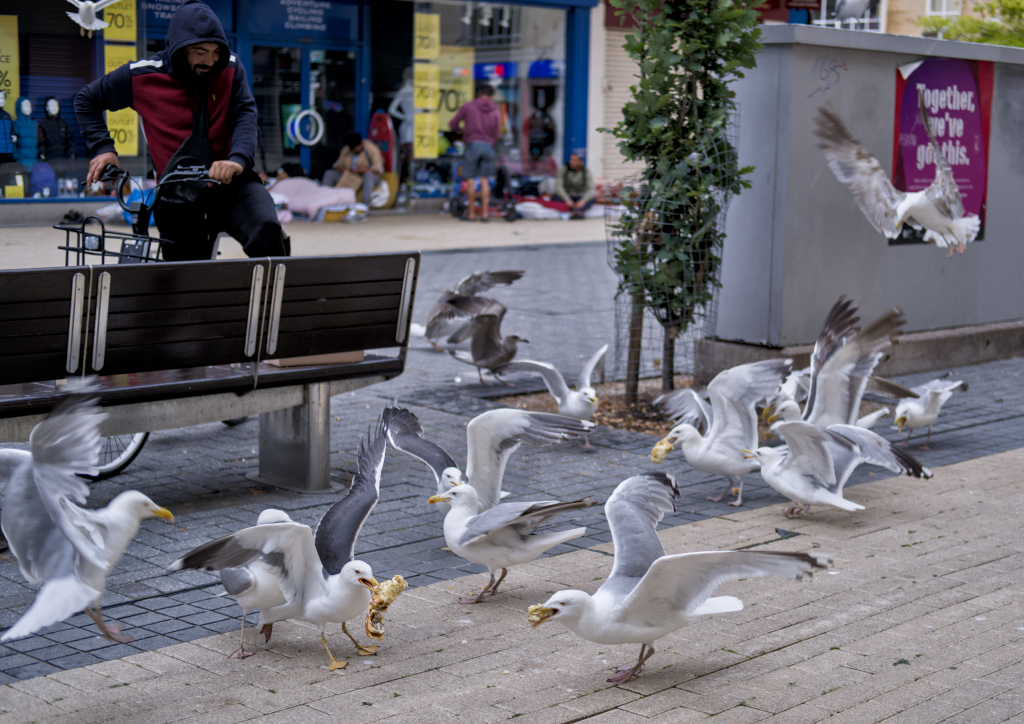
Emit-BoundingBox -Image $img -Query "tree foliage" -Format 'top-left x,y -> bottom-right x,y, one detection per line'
606,0 -> 762,392
919,0 -> 1024,47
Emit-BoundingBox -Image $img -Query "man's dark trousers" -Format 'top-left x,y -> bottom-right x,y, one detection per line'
155,174 -> 290,261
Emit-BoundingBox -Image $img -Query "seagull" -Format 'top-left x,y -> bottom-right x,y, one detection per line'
744,421 -> 931,517
503,344 -> 609,448
0,397 -> 175,643
797,298 -> 905,430
383,406 -> 594,515
428,483 -> 598,604
170,420 -> 392,669
446,296 -> 527,385
423,270 -> 525,351
652,359 -> 792,507
813,93 -> 980,258
528,472 -> 830,684
66,0 -> 119,37
894,374 -> 968,449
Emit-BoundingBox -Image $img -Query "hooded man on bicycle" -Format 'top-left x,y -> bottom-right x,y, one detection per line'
75,0 -> 289,261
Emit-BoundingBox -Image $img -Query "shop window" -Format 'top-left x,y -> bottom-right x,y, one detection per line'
471,5 -> 521,48
927,0 -> 962,16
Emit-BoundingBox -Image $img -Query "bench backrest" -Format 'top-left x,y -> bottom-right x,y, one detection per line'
0,254 -> 419,386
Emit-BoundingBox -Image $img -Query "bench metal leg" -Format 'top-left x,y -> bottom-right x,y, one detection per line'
247,382 -> 343,494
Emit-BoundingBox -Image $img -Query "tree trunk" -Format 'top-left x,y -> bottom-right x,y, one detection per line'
662,323 -> 680,392
625,292 -> 644,407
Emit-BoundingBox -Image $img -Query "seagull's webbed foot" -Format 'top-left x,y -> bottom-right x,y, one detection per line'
86,606 -> 133,643
342,622 -> 378,656
459,572 -> 500,604
229,612 -> 255,659
728,480 -> 745,507
261,623 -> 274,643
783,504 -> 809,518
607,644 -> 654,685
580,435 -> 594,451
229,648 -> 255,659
917,445 -> 931,451
708,478 -> 736,504
321,633 -> 348,671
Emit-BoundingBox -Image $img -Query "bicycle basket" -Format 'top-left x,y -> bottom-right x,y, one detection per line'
56,216 -> 174,266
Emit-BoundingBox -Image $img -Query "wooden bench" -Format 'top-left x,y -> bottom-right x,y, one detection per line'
0,252 -> 420,492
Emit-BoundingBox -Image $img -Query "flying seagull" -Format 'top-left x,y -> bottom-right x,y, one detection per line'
383,406 -> 593,515
894,373 -> 968,449
0,397 -> 174,643
422,270 -> 525,350
744,421 -> 931,516
170,419 -> 393,668
651,359 -> 792,506
428,482 -> 597,604
528,472 -> 830,683
503,343 -> 608,448
66,0 -> 120,37
813,94 -> 980,258
775,298 -> 905,430
447,296 -> 527,385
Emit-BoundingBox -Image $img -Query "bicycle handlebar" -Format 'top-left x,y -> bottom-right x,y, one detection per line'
88,164 -> 222,213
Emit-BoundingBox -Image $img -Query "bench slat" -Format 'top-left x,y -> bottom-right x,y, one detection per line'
274,323 -> 400,358
279,294 -> 403,319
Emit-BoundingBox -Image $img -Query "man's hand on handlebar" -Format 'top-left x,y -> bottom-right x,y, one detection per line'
209,160 -> 243,184
87,152 -> 120,185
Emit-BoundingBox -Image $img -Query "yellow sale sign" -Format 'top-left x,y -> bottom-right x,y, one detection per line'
414,63 -> 439,110
413,14 -> 440,61
437,46 -> 474,129
102,0 -> 137,42
104,44 -> 139,156
0,16 -> 19,118
413,112 -> 438,159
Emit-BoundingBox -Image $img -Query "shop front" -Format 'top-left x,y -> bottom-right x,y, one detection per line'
0,0 -> 595,206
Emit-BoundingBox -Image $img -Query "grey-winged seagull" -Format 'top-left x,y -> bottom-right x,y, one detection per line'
894,373 -> 968,449
422,270 -> 524,351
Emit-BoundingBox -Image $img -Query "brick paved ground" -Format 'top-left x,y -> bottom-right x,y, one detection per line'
0,242 -> 1022,685
1,447 -> 1022,724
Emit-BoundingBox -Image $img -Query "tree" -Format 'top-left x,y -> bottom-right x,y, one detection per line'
919,0 -> 1024,46
606,0 -> 762,402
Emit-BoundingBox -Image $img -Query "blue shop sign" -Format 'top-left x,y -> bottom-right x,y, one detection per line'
474,62 -> 518,81
143,0 -> 234,31
528,60 -> 563,79
249,0 -> 358,40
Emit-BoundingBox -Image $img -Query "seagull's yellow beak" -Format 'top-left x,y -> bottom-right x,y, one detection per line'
895,416 -> 907,432
153,507 -> 174,522
359,577 -> 379,591
742,449 -> 757,460
762,404 -> 780,425
428,495 -> 452,504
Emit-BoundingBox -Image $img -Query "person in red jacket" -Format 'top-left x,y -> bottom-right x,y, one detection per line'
450,84 -> 500,222
75,0 -> 289,260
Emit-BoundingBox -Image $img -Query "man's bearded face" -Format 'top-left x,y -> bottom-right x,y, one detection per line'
186,43 -> 221,76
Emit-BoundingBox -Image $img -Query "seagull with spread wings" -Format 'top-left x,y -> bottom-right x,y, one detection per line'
446,296 -> 528,385
66,0 -> 120,36
651,359 -> 792,507
0,397 -> 175,643
745,421 -> 931,517
503,343 -> 608,448
894,373 -> 969,449
813,94 -> 980,258
765,298 -> 905,431
421,270 -> 525,351
169,420 -> 393,668
383,406 -> 593,515
528,473 -> 830,683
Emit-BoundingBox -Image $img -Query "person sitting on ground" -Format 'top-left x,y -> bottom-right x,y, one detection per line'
324,132 -> 383,203
450,84 -> 500,222
555,151 -> 596,220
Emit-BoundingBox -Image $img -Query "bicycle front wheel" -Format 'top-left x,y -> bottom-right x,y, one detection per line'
79,432 -> 150,481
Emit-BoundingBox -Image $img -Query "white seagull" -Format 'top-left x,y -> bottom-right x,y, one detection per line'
428,482 -> 597,604
652,359 -> 792,506
0,397 -> 174,643
423,270 -> 525,351
66,0 -> 120,37
894,373 -> 968,449
813,94 -> 980,258
170,420 -> 391,669
503,343 -> 609,448
745,421 -> 931,517
779,298 -> 905,430
383,406 -> 593,515
528,472 -> 830,683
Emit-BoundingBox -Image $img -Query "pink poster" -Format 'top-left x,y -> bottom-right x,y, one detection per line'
892,57 -> 993,243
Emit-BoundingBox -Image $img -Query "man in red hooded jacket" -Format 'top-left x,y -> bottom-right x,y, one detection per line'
75,0 -> 288,260
450,84 -> 500,222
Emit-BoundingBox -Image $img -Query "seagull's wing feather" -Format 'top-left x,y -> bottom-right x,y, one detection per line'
605,473 -> 678,583
453,270 -> 525,296
775,422 -> 838,489
866,376 -> 918,400
706,360 -> 791,455
813,103 -> 906,237
918,92 -> 966,218
654,388 -> 712,432
1,573 -> 101,642
465,409 -> 593,510
382,407 -> 458,484
314,419 -> 387,575
501,360 -> 571,405
459,498 -> 597,546
170,522 -> 323,605
826,424 -> 931,487
613,550 -> 830,625
577,344 -> 609,390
